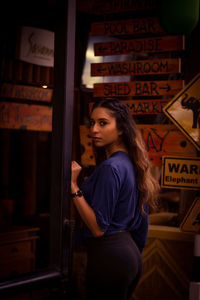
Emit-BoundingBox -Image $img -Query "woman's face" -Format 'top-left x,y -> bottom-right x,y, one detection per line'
90,107 -> 122,150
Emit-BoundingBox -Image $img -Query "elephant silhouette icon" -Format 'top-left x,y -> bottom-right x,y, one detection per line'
181,93 -> 200,128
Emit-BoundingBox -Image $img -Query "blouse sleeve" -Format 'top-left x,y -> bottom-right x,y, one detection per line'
90,164 -> 120,233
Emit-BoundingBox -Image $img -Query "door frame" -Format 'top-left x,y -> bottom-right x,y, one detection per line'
0,0 -> 76,297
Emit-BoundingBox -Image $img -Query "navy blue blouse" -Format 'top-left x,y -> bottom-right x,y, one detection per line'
81,151 -> 149,252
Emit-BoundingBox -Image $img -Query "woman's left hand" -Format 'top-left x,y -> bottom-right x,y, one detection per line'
71,161 -> 82,190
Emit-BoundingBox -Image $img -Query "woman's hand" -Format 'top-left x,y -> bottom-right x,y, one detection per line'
71,161 -> 82,191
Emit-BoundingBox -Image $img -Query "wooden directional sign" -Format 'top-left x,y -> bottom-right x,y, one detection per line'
88,0 -> 159,14
93,80 -> 184,98
80,124 -> 196,166
90,99 -> 169,115
0,102 -> 52,131
138,125 -> 197,166
91,58 -> 181,77
94,35 -> 185,56
180,197 -> 200,233
161,156 -> 200,190
163,73 -> 200,151
80,125 -> 95,166
124,99 -> 169,115
0,83 -> 53,102
91,17 -> 164,36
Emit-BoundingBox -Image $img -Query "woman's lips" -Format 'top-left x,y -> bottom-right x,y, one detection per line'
92,137 -> 102,142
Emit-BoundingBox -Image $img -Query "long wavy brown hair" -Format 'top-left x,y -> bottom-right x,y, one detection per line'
91,98 -> 160,214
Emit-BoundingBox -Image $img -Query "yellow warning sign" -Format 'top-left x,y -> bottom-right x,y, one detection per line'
161,156 -> 200,190
180,197 -> 200,233
163,73 -> 200,151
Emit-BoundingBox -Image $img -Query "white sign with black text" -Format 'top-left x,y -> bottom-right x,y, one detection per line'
17,26 -> 54,67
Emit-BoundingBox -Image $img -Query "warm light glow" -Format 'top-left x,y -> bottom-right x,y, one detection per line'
82,35 -> 131,89
42,85 -> 48,89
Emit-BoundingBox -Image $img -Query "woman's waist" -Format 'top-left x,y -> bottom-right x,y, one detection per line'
86,231 -> 133,248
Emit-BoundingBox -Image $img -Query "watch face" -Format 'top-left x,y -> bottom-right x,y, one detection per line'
77,190 -> 83,197
71,190 -> 83,198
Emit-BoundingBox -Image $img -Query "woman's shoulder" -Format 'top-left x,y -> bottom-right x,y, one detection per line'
101,151 -> 133,173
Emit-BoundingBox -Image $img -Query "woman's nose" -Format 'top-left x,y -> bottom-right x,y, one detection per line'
91,123 -> 98,133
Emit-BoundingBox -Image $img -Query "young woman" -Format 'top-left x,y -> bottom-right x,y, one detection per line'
71,98 -> 160,300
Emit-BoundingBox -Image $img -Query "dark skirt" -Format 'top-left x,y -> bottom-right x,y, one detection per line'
86,231 -> 142,300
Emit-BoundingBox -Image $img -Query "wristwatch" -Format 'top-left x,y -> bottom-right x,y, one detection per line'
70,189 -> 83,198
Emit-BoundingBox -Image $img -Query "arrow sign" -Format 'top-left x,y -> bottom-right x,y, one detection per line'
91,58 -> 181,77
97,45 -> 108,53
159,84 -> 170,92
93,80 -> 184,98
94,35 -> 185,56
96,67 -> 107,73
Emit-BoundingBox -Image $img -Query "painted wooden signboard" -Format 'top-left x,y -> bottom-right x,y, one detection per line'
90,99 -> 169,115
180,197 -> 200,233
80,125 -> 95,165
94,35 -> 185,56
138,125 -> 197,165
80,125 -> 197,166
0,102 -> 52,131
91,58 -> 181,77
161,156 -> 200,190
91,17 -> 164,36
163,73 -> 200,151
93,80 -> 184,98
89,0 -> 159,14
0,83 -> 53,102
124,99 -> 169,115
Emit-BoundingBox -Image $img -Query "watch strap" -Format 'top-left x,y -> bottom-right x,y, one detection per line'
70,189 -> 83,198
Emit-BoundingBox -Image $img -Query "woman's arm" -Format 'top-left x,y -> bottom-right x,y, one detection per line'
71,161 -> 104,238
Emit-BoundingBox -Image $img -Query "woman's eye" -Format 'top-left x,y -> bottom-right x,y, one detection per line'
89,120 -> 94,127
99,121 -> 107,126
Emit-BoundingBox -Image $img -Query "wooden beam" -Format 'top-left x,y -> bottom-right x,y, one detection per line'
93,80 -> 184,98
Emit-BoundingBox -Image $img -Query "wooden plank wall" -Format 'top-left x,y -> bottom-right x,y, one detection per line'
1,58 -> 54,87
0,58 -> 53,131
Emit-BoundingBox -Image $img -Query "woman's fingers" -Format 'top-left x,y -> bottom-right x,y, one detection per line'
71,161 -> 82,174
